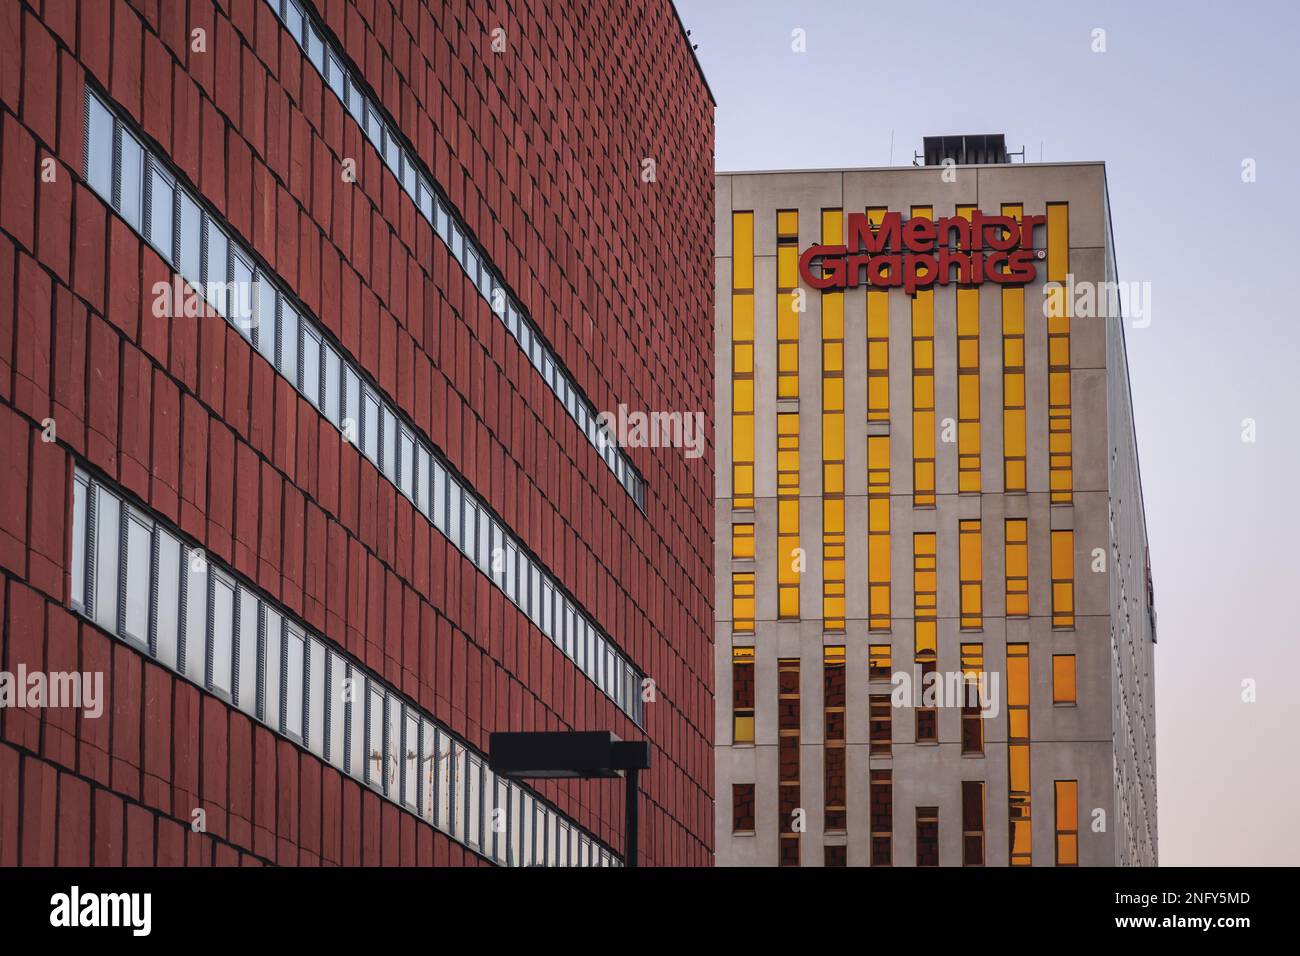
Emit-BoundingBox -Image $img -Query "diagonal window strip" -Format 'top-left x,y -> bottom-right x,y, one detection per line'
266,0 -> 646,511
69,466 -> 621,868
82,86 -> 646,727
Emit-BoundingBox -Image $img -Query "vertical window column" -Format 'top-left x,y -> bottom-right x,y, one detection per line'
1007,643 -> 1032,865
962,781 -> 986,866
732,647 -> 755,743
960,642 -> 984,755
777,657 -> 801,866
870,769 -> 892,865
1051,529 -> 1075,628
777,412 -> 800,618
866,208 -> 891,422
733,783 -> 756,834
868,435 -> 891,631
959,518 -> 983,629
916,806 -> 939,866
1046,203 -> 1074,504
823,646 -> 846,833
822,210 -> 846,632
1005,518 -> 1029,616
1001,204 -> 1027,492
913,532 -> 938,741
731,211 -> 756,510
956,205 -> 981,493
776,211 -> 801,620
911,205 -> 936,507
1055,780 -> 1079,865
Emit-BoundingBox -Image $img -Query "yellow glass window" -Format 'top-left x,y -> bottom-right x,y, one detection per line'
913,532 -> 937,663
732,646 -> 755,743
822,209 -> 846,631
866,207 -> 890,422
1052,654 -> 1077,704
955,205 -> 980,493
1046,202 -> 1072,504
911,206 -> 935,507
868,434 -> 891,631
777,411 -> 800,618
732,211 -> 756,509
1005,518 -> 1029,617
733,570 -> 755,633
777,210 -> 799,399
868,643 -> 891,681
1007,643 -> 1031,865
959,519 -> 982,629
732,521 -> 755,560
1055,780 -> 1079,866
1051,529 -> 1075,628
1001,204 -> 1026,493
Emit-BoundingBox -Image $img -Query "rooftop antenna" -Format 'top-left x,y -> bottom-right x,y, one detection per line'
888,129 -> 895,166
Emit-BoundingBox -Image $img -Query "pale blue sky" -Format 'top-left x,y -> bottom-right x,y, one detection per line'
676,0 -> 1300,865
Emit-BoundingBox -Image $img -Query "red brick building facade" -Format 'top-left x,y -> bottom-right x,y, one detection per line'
0,0 -> 714,867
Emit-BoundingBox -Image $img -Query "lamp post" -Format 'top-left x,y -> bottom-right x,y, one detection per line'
489,731 -> 652,867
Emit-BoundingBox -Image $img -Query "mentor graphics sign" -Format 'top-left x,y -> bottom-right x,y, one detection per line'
798,210 -> 1046,295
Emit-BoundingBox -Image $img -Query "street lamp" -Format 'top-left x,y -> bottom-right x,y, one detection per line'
488,731 -> 652,867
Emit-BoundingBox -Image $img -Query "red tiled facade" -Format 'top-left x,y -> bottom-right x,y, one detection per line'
0,0 -> 714,866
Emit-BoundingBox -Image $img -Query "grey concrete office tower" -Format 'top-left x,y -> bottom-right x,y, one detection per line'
714,137 -> 1158,866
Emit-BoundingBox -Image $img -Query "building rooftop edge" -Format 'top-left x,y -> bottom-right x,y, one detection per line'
718,160 -> 1107,177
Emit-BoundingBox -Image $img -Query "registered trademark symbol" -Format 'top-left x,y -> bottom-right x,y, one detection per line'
1037,250 -> 1046,259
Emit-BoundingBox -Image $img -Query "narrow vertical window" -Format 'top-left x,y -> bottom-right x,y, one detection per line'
955,206 -> 981,493
209,572 -> 235,696
910,205 -> 935,507
731,521 -> 754,559
960,643 -> 985,755
154,529 -> 181,670
865,208 -> 890,421
731,210 -> 755,510
732,646 -> 755,743
962,781 -> 986,866
261,607 -> 282,728
1046,202 -> 1073,504
823,645 -> 846,832
776,411 -> 800,618
1007,643 -> 1032,865
868,644 -> 891,683
870,770 -> 892,865
915,806 -> 939,866
777,657 -> 801,867
122,511 -> 153,647
869,694 -> 891,756
1053,654 -> 1077,704
822,209 -> 846,632
775,210 -> 799,397
118,130 -> 144,231
1051,529 -> 1075,628
731,571 -> 755,634
1005,518 -> 1029,616
70,474 -> 88,611
959,518 -> 982,629
148,161 -> 175,262
1001,204 -> 1027,492
913,532 -> 937,741
1055,780 -> 1079,865
84,92 -> 115,198
732,783 -> 755,833
92,485 -> 120,634
867,434 -> 890,630
284,626 -> 305,740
